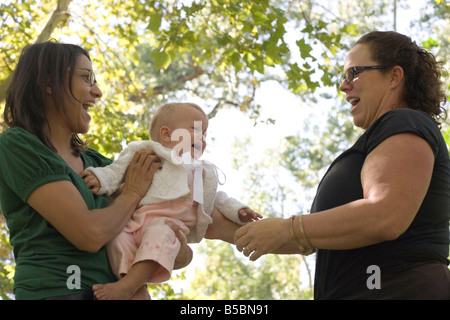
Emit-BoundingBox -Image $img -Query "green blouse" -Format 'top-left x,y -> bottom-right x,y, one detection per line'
0,127 -> 116,299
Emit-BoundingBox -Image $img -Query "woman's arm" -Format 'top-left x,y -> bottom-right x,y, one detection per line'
173,227 -> 193,270
27,150 -> 161,253
235,133 -> 434,260
205,207 -> 241,243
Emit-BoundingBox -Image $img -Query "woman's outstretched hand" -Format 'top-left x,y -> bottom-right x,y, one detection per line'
234,218 -> 291,261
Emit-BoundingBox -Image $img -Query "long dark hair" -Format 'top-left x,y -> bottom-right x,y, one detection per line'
4,40 -> 91,154
355,31 -> 447,126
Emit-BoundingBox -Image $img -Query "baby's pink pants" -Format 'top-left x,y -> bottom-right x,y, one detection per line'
107,192 -> 197,283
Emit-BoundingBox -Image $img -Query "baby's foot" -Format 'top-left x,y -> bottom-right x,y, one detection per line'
92,282 -> 135,300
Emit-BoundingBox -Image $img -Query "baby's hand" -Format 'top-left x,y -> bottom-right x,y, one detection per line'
238,207 -> 263,223
81,170 -> 101,194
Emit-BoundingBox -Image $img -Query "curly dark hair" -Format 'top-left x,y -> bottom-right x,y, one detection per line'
355,31 -> 447,126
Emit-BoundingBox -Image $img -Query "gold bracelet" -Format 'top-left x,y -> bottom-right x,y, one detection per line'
290,216 -> 309,255
298,214 -> 315,254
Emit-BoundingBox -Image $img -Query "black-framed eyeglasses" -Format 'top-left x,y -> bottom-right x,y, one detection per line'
75,68 -> 97,86
341,66 -> 392,83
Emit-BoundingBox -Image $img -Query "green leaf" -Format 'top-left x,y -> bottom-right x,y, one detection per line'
296,38 -> 313,60
150,50 -> 171,70
147,12 -> 162,32
422,37 -> 439,50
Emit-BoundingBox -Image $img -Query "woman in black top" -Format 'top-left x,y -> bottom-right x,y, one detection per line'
234,31 -> 450,299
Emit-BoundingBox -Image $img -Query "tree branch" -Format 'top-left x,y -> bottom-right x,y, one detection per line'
207,81 -> 257,119
35,0 -> 72,43
149,66 -> 205,97
128,66 -> 205,102
0,0 -> 72,102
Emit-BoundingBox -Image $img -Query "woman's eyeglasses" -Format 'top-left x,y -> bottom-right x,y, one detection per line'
75,68 -> 97,86
341,66 -> 392,83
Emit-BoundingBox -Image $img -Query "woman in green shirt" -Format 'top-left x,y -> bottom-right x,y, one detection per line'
0,41 -> 198,299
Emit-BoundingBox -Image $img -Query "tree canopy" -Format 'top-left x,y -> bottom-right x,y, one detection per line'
0,0 -> 449,299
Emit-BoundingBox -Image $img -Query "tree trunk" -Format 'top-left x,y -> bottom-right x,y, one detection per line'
0,0 -> 72,102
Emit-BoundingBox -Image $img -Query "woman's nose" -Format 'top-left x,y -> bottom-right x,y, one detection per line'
92,83 -> 103,98
339,79 -> 352,93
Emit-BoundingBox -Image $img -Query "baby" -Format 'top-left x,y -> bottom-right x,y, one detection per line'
82,102 -> 261,299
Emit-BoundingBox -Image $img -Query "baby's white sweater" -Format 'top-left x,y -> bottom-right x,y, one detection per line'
86,141 -> 248,243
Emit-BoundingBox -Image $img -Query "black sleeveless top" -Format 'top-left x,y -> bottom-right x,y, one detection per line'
311,109 -> 450,299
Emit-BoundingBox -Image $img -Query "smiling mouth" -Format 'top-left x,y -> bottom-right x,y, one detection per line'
348,98 -> 360,113
348,98 -> 360,106
82,102 -> 95,111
